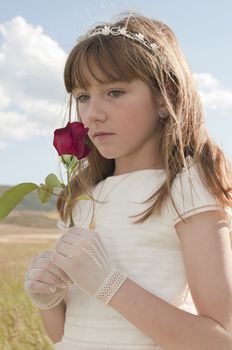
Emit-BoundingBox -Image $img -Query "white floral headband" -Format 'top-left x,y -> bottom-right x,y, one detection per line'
85,25 -> 159,53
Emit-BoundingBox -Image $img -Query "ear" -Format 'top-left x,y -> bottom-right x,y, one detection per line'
159,101 -> 169,119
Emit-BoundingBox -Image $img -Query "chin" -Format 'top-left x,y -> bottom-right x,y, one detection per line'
99,153 -> 116,160
96,149 -> 118,160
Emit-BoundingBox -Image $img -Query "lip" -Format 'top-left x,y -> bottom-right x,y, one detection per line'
94,133 -> 114,139
94,132 -> 114,137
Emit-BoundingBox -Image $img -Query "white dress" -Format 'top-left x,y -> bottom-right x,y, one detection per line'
54,156 -> 232,350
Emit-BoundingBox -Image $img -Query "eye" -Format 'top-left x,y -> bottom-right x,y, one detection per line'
109,90 -> 124,97
76,94 -> 89,102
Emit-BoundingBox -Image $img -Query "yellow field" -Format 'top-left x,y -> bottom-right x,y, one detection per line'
0,216 -> 62,350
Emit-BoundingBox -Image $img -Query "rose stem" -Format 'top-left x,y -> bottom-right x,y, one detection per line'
67,167 -> 74,227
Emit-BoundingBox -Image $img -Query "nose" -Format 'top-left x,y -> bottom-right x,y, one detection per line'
84,98 -> 107,124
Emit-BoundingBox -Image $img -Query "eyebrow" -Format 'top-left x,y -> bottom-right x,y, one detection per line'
72,81 -> 129,95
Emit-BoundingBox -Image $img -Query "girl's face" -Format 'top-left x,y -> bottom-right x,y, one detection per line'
73,70 -> 163,174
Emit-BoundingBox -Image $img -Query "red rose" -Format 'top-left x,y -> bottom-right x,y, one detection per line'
53,122 -> 91,159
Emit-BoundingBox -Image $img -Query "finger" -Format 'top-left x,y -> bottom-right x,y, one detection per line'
59,232 -> 82,245
48,260 -> 73,283
55,240 -> 75,257
29,268 -> 68,289
81,240 -> 109,268
67,226 -> 90,236
51,252 -> 69,271
38,250 -> 53,258
27,279 -> 57,294
33,257 -> 72,283
80,245 -> 103,268
60,230 -> 95,246
33,257 -> 53,269
28,251 -> 53,269
59,230 -> 108,264
79,230 -> 109,261
64,227 -> 97,249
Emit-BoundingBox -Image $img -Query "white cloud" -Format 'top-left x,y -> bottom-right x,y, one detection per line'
0,110 -> 41,139
0,16 -> 68,144
194,73 -> 232,114
200,89 -> 232,111
193,73 -> 219,89
0,85 -> 11,108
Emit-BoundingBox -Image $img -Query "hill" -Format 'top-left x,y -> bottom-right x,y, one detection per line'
1,210 -> 59,228
0,186 -> 62,235
0,185 -> 57,211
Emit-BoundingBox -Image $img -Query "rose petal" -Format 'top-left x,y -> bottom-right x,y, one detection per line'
53,122 -> 90,159
53,126 -> 73,156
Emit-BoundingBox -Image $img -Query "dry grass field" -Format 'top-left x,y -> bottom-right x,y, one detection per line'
0,211 -> 62,350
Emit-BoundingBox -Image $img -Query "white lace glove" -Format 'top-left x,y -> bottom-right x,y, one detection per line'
51,227 -> 128,304
24,250 -> 72,310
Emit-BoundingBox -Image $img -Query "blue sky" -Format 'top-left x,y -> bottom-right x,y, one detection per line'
0,0 -> 232,185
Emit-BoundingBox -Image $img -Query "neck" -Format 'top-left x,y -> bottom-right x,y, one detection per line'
113,161 -> 164,176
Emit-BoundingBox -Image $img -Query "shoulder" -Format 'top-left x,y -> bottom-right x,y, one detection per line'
169,156 -> 232,228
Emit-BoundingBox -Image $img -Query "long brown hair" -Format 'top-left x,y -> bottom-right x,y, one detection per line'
57,11 -> 232,225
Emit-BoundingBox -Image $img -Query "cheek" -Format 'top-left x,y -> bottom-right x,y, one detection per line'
77,104 -> 87,123
122,110 -> 158,136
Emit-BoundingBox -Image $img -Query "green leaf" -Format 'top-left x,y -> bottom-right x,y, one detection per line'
37,174 -> 64,204
0,183 -> 38,220
45,173 -> 63,189
37,184 -> 52,204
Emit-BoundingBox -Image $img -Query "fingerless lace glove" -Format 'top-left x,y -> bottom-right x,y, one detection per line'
51,227 -> 128,304
24,250 -> 72,310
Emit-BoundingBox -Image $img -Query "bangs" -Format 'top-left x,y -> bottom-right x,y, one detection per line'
64,35 -> 151,93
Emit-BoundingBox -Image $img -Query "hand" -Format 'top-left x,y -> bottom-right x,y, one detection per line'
24,250 -> 72,310
51,227 -> 127,304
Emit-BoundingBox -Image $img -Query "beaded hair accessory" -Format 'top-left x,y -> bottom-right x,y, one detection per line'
87,25 -> 159,53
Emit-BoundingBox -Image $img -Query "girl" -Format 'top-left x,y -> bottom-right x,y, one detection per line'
24,12 -> 232,350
